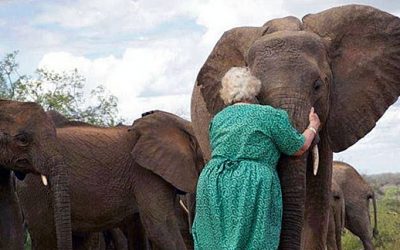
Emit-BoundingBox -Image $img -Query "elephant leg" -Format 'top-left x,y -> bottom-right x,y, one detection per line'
350,225 -> 374,250
346,212 -> 374,250
73,232 -> 106,250
361,239 -> 374,250
122,213 -> 150,250
103,228 -> 128,250
133,168 -> 186,250
0,169 -> 24,250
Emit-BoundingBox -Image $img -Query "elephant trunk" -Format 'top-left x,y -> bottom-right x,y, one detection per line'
48,155 -> 72,250
278,156 -> 307,249
271,97 -> 312,249
372,192 -> 378,238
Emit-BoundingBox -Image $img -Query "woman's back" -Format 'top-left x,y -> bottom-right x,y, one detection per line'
210,104 -> 303,168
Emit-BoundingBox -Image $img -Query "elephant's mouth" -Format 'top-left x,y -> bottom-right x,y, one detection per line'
13,158 -> 36,173
11,158 -> 48,185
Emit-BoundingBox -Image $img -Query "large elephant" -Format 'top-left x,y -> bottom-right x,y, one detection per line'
0,100 -> 72,249
326,180 -> 345,250
3,103 -> 203,249
333,161 -> 378,250
190,4 -> 400,249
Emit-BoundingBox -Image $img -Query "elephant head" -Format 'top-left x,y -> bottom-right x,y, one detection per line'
0,100 -> 72,250
191,5 -> 400,249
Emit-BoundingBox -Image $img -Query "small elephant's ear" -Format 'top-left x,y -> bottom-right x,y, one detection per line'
129,111 -> 203,193
196,26 -> 266,115
303,5 -> 400,152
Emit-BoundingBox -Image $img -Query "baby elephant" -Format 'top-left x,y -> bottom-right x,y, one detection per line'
328,161 -> 378,250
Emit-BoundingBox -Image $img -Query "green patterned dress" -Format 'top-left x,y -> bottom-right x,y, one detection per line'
192,104 -> 305,250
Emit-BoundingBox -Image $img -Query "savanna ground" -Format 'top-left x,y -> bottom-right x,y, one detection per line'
24,173 -> 400,250
343,173 -> 400,250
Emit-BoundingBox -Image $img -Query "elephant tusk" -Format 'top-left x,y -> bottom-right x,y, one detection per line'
179,199 -> 189,215
41,175 -> 48,186
312,145 -> 319,176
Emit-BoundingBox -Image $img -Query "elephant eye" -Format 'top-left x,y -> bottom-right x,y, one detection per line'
14,133 -> 31,147
313,79 -> 323,91
333,195 -> 341,200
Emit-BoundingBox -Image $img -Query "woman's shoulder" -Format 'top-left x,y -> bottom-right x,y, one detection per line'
257,105 -> 288,117
214,104 -> 288,118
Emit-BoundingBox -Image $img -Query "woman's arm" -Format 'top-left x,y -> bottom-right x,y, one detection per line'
292,107 -> 320,156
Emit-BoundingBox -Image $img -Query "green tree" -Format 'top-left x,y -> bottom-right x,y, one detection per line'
0,51 -> 122,126
0,51 -> 27,99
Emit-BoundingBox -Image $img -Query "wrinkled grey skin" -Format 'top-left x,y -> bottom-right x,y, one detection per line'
326,180 -> 345,250
191,5 -> 400,249
333,161 -> 378,250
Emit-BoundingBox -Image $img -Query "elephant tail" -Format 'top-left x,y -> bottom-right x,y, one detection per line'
341,197 -> 345,234
372,192 -> 379,238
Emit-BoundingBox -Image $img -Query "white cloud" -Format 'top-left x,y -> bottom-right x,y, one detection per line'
186,0 -> 288,46
35,0 -> 186,32
37,34 -> 205,121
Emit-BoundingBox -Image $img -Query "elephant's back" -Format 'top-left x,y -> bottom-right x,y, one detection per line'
56,126 -> 139,230
57,127 -> 134,167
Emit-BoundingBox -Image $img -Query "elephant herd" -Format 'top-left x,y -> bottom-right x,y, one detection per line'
0,104 -> 202,250
1,3 -> 399,250
0,102 -> 379,250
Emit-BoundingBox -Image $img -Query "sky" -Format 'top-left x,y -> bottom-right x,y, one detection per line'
0,0 -> 399,174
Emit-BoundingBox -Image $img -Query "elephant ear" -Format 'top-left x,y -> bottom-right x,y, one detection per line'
129,111 -> 203,193
197,17 -> 303,115
303,5 -> 400,152
196,27 -> 265,114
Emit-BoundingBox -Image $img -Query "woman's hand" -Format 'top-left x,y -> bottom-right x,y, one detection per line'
308,107 -> 320,131
293,107 -> 320,156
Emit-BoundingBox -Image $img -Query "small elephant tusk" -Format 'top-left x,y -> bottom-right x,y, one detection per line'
41,175 -> 48,186
312,145 -> 319,176
179,199 -> 189,215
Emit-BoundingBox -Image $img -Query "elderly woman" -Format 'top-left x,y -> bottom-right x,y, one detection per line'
192,67 -> 320,249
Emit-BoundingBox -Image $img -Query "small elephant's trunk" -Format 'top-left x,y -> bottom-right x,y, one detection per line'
49,155 -> 72,250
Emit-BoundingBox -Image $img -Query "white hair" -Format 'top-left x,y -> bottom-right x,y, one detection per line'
219,67 -> 262,105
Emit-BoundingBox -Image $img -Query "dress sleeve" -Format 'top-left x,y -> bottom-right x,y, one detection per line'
269,109 -> 305,156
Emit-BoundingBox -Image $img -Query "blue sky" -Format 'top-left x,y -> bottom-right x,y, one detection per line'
0,0 -> 400,174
